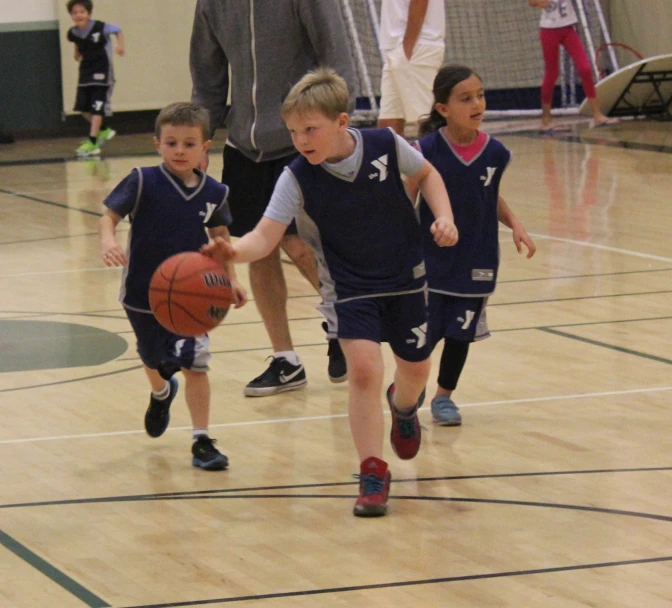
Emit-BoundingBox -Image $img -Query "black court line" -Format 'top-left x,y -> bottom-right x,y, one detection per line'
0,148 -> 226,169
120,555 -> 672,607
4,466 -> 671,510
496,314 -> 672,333
0,529 -> 110,608
539,327 -> 672,365
489,288 -> 672,308
0,231 -> 101,246
0,364 -> 143,393
6,469 -> 672,607
498,267 -> 672,284
117,342 -> 328,362
0,187 -> 103,217
511,131 -> 672,155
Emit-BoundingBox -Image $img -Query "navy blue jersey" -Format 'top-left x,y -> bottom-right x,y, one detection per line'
289,128 -> 426,301
67,20 -> 114,86
104,164 -> 232,311
418,131 -> 511,296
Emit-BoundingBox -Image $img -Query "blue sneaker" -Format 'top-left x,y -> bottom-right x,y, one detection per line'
144,377 -> 178,437
431,395 -> 462,426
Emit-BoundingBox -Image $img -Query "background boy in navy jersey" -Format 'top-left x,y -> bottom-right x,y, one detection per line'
100,102 -> 247,470
66,0 -> 124,157
203,69 -> 458,517
410,65 -> 536,426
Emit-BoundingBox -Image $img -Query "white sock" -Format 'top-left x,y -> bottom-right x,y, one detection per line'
151,381 -> 170,400
274,351 -> 300,366
193,429 -> 208,442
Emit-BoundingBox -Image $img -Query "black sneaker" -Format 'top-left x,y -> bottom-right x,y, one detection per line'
244,356 -> 307,397
144,377 -> 178,438
192,435 -> 229,470
322,322 -> 347,383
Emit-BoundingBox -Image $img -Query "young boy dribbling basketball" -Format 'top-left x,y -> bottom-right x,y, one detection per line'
99,102 -> 247,470
202,68 -> 458,516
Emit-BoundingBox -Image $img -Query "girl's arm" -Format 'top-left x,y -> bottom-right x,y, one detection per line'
207,226 -> 248,308
74,47 -> 81,61
407,159 -> 458,246
497,195 -> 536,258
202,217 -> 288,266
114,30 -> 125,56
99,209 -> 128,266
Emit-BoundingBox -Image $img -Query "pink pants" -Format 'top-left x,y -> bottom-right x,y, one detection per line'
540,26 -> 596,105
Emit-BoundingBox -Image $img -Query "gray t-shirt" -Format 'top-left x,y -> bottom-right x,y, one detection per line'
264,128 -> 425,225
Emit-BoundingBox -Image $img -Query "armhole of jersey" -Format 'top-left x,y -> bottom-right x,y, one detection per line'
219,184 -> 230,208
283,167 -> 305,212
503,148 -> 512,173
130,167 -> 143,218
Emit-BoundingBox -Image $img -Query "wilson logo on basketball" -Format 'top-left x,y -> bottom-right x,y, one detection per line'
203,273 -> 231,288
208,305 -> 229,320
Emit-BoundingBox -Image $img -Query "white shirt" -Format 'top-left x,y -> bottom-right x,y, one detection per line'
379,0 -> 446,52
539,0 -> 579,29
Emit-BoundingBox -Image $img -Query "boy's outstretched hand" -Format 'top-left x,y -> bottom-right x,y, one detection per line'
201,236 -> 237,267
430,217 -> 459,247
512,222 -> 536,258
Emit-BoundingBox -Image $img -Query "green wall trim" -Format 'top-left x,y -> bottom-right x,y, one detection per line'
0,20 -> 59,32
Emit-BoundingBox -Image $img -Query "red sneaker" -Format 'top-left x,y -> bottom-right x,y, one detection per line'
353,457 -> 391,517
387,383 -> 423,460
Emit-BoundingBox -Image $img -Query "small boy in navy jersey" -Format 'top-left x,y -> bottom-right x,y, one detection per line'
203,68 -> 458,517
66,0 -> 124,157
409,64 -> 536,426
99,102 -> 247,470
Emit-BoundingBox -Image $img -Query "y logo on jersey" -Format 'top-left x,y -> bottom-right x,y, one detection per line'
199,202 -> 217,224
369,155 -> 388,181
410,322 -> 427,349
480,167 -> 497,187
92,32 -> 101,43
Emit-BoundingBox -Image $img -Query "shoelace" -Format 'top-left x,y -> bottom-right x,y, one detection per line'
353,473 -> 385,496
397,409 -> 417,439
195,437 -> 218,453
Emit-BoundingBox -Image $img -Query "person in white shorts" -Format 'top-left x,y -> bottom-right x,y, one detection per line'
377,0 -> 446,136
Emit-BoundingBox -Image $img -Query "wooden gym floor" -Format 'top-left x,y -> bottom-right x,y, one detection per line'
1,116 -> 672,608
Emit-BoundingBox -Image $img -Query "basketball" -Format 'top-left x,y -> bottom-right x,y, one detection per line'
149,252 -> 233,336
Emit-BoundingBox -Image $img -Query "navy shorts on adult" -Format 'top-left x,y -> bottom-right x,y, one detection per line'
125,308 -> 211,372
320,290 -> 430,362
427,292 -> 490,349
222,145 -> 298,237
74,85 -> 110,116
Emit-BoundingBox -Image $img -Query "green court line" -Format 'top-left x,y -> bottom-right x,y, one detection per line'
0,364 -> 143,393
539,328 -> 672,365
0,529 -> 110,608
0,188 -> 102,217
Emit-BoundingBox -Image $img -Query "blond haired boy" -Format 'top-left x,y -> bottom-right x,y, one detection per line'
203,69 -> 458,515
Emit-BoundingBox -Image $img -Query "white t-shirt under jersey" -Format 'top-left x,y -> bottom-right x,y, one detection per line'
539,0 -> 578,29
379,0 -> 446,52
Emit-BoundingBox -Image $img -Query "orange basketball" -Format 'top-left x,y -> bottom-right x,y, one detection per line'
149,252 -> 232,337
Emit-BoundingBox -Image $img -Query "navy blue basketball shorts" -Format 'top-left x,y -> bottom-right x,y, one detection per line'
427,292 -> 490,349
125,308 -> 211,372
74,85 -> 111,116
222,145 -> 299,237
320,289 -> 430,363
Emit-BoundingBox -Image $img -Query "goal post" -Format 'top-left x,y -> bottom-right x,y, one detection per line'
342,0 -> 613,121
